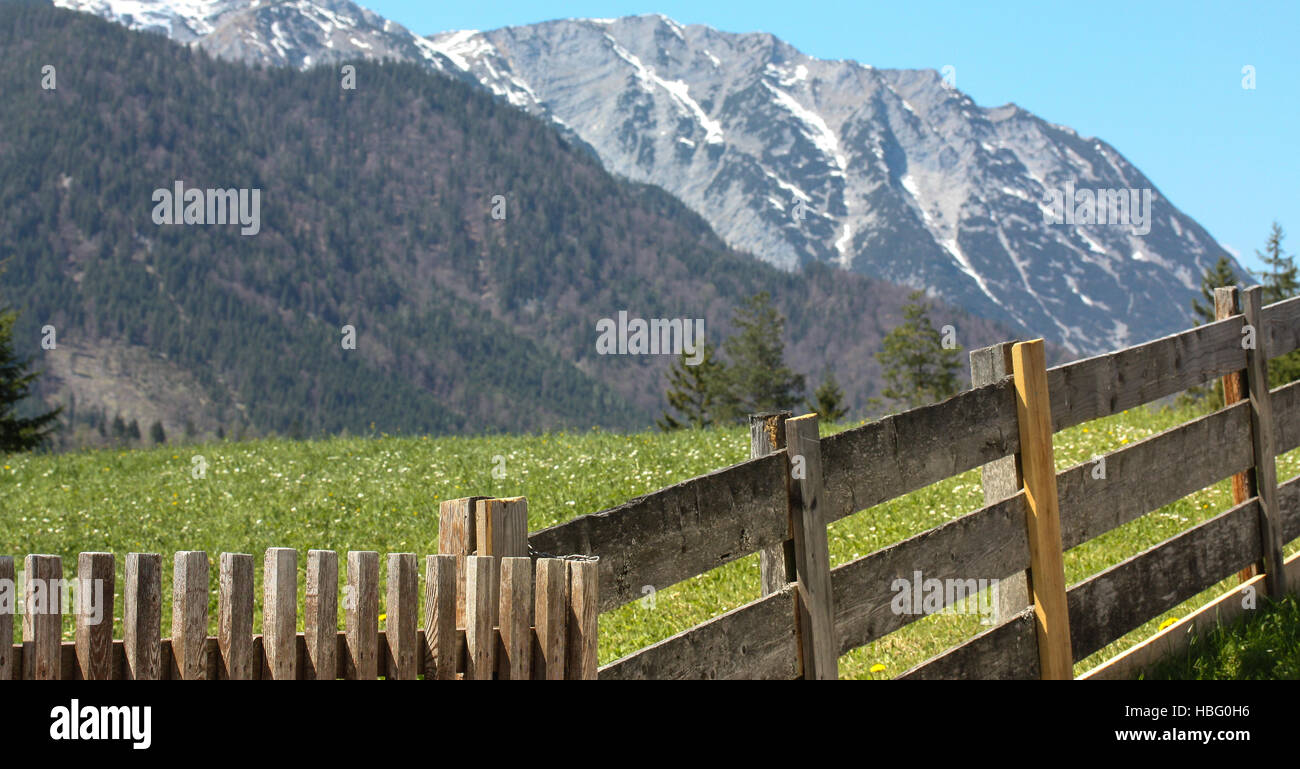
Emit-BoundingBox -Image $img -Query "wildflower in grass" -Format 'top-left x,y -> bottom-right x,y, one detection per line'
1158,617 -> 1179,631
870,663 -> 886,673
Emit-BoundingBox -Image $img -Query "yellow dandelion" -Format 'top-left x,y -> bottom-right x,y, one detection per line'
870,663 -> 886,673
1158,617 -> 1178,631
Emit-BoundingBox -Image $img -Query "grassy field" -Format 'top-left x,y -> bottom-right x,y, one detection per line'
4,402 -> 1299,678
1143,594 -> 1300,679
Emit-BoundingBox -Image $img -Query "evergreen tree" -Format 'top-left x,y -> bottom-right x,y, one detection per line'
111,414 -> 126,443
0,307 -> 61,452
807,371 -> 848,423
873,291 -> 963,411
1252,222 -> 1297,305
1250,223 -> 1300,386
127,419 -> 141,443
1191,256 -> 1240,325
657,341 -> 727,430
149,420 -> 166,445
720,292 -> 806,420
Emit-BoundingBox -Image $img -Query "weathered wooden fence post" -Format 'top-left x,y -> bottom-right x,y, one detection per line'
784,413 -> 838,680
218,552 -> 254,680
171,550 -> 209,680
1241,286 -> 1289,598
0,556 -> 13,680
123,552 -> 161,680
1010,339 -> 1074,680
970,342 -> 1029,623
752,411 -> 794,596
263,547 -> 298,680
304,549 -> 338,680
23,554 -> 62,680
1215,287 -> 1260,583
76,552 -> 114,680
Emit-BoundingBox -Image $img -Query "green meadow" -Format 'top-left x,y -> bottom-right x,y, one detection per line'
4,403 -> 1299,678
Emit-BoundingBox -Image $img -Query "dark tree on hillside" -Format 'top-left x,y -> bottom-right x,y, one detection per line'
720,292 -> 806,421
873,291 -> 962,411
658,342 -> 728,430
807,371 -> 849,423
150,420 -> 166,445
1191,256 -> 1240,325
0,306 -> 61,452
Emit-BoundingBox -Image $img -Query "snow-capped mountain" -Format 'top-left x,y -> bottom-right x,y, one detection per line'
53,1 -> 1243,353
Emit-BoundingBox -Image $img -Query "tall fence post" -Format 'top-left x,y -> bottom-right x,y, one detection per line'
1215,287 -> 1259,583
970,342 -> 1028,622
1241,286 -> 1289,599
1010,339 -> 1074,680
752,411 -> 794,596
784,413 -> 838,680
0,556 -> 13,680
23,554 -> 62,680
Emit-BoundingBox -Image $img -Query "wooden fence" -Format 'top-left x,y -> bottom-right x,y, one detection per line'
513,285 -> 1298,679
2,498 -> 598,680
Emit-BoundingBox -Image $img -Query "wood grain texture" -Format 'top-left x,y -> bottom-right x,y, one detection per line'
438,496 -> 484,629
75,552 -> 114,680
1067,500 -> 1262,661
304,550 -> 337,680
498,556 -> 532,680
345,550 -> 379,680
385,553 -> 419,680
218,552 -> 255,680
751,412 -> 794,596
424,554 -> 458,680
970,342 -> 1029,623
600,586 -> 799,680
23,554 -> 62,680
1012,340 -> 1073,680
262,547 -> 298,680
171,550 -> 209,680
123,553 -> 161,680
0,557 -> 12,680
831,492 -> 1029,655
532,557 -> 567,680
1057,399 -> 1253,550
1261,293 -> 1300,358
898,608 -> 1039,680
528,452 -> 788,613
1219,287 -> 1260,582
819,379 -> 1020,524
1243,286 -> 1289,598
464,555 -> 496,680
1271,379 -> 1300,455
565,558 -> 599,680
1046,314 -> 1246,432
476,497 -> 528,558
784,414 -> 838,680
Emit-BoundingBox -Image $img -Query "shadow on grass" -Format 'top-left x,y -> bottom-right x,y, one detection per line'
1142,593 -> 1300,680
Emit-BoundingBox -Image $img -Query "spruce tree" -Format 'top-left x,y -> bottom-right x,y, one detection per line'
807,371 -> 849,423
657,341 -> 727,430
1250,222 -> 1300,386
1252,222 -> 1297,305
873,291 -> 963,411
720,292 -> 806,420
0,307 -> 61,453
150,420 -> 166,445
1191,256 -> 1240,325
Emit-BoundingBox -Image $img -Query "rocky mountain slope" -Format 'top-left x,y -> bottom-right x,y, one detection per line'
53,1 -> 1246,354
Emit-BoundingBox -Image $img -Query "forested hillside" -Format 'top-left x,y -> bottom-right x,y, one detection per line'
0,3 -> 1018,442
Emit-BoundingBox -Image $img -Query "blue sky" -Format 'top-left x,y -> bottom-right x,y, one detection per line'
367,0 -> 1297,273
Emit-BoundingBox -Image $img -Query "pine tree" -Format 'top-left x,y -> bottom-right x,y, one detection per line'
807,371 -> 848,423
873,291 -> 963,411
150,420 -> 166,445
1191,256 -> 1240,325
1252,222 -> 1296,305
720,292 -> 806,420
0,307 -> 61,453
657,341 -> 727,430
1250,222 -> 1300,386
127,419 -> 141,443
